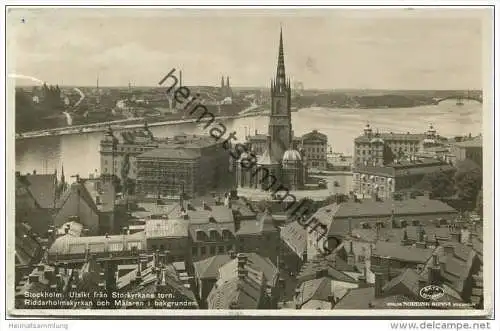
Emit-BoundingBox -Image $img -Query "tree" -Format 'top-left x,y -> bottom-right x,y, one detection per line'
454,159 -> 482,205
414,170 -> 455,198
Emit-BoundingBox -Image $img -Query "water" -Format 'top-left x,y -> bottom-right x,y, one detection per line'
15,99 -> 482,178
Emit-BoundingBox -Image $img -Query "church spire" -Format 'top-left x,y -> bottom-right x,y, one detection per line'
276,26 -> 287,92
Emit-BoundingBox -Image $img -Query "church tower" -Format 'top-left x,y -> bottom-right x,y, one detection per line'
268,27 -> 293,162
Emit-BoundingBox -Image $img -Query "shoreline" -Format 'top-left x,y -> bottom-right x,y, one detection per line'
15,110 -> 270,141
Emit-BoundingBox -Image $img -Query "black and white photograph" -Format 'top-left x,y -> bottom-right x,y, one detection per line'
4,5 -> 495,319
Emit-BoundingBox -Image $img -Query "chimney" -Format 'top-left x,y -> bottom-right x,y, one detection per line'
450,230 -> 461,243
301,250 -> 308,263
374,272 -> 385,298
401,229 -> 410,246
158,253 -> 166,266
43,270 -> 54,282
237,253 -> 247,269
140,254 -> 148,271
164,250 -> 171,264
237,267 -> 247,280
427,254 -> 441,286
29,274 -> 40,283
358,266 -> 368,288
418,279 -> 427,291
347,241 -> 355,266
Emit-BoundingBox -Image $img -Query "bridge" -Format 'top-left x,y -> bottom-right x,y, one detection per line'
434,91 -> 483,104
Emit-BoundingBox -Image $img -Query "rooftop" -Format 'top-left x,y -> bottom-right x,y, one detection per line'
144,218 -> 189,238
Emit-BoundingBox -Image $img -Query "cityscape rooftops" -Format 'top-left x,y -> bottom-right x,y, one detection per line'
193,254 -> 232,280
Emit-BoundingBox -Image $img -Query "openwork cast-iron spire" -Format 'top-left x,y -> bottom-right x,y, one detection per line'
275,27 -> 287,92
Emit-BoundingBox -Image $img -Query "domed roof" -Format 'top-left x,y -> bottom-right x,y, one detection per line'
283,149 -> 302,162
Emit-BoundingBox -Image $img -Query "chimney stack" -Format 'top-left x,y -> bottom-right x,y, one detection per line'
450,230 -> 462,243
237,267 -> 247,280
427,254 -> 441,286
374,272 -> 385,298
347,241 -> 355,266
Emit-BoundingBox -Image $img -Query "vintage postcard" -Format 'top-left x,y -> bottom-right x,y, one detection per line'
5,6 -> 494,317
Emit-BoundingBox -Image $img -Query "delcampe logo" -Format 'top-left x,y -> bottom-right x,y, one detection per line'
419,285 -> 445,301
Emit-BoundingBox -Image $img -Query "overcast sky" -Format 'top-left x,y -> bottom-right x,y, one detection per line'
7,8 -> 490,89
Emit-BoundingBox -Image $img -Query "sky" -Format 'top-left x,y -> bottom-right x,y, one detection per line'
7,8 -> 490,90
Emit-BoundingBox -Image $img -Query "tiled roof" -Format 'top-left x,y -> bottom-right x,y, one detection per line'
332,197 -> 457,220
207,272 -> 265,309
297,255 -> 358,284
419,242 -> 478,295
55,181 -> 99,214
116,260 -> 198,307
193,254 -> 232,279
280,221 -> 308,257
15,223 -> 43,266
237,212 -> 277,235
24,174 -> 57,209
296,277 -> 333,308
372,241 -> 434,264
218,253 -> 279,287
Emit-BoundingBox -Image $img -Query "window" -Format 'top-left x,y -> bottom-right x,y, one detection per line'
210,246 -> 216,255
218,246 -> 225,254
201,246 -> 206,255
192,246 -> 197,256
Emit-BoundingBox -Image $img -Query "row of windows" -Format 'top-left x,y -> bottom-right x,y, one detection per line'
192,244 -> 233,257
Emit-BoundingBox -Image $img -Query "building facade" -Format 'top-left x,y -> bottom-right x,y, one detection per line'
299,130 -> 328,169
135,134 -> 229,198
352,158 -> 455,199
450,136 -> 483,167
353,124 -> 445,167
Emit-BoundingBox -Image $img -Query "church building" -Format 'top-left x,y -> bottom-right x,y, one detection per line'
236,28 -> 307,191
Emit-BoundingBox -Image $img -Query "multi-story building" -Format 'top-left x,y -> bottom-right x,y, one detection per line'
300,130 -> 328,169
100,123 -> 157,181
352,158 -> 455,199
353,123 -> 445,167
450,135 -> 483,167
135,133 -> 229,198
